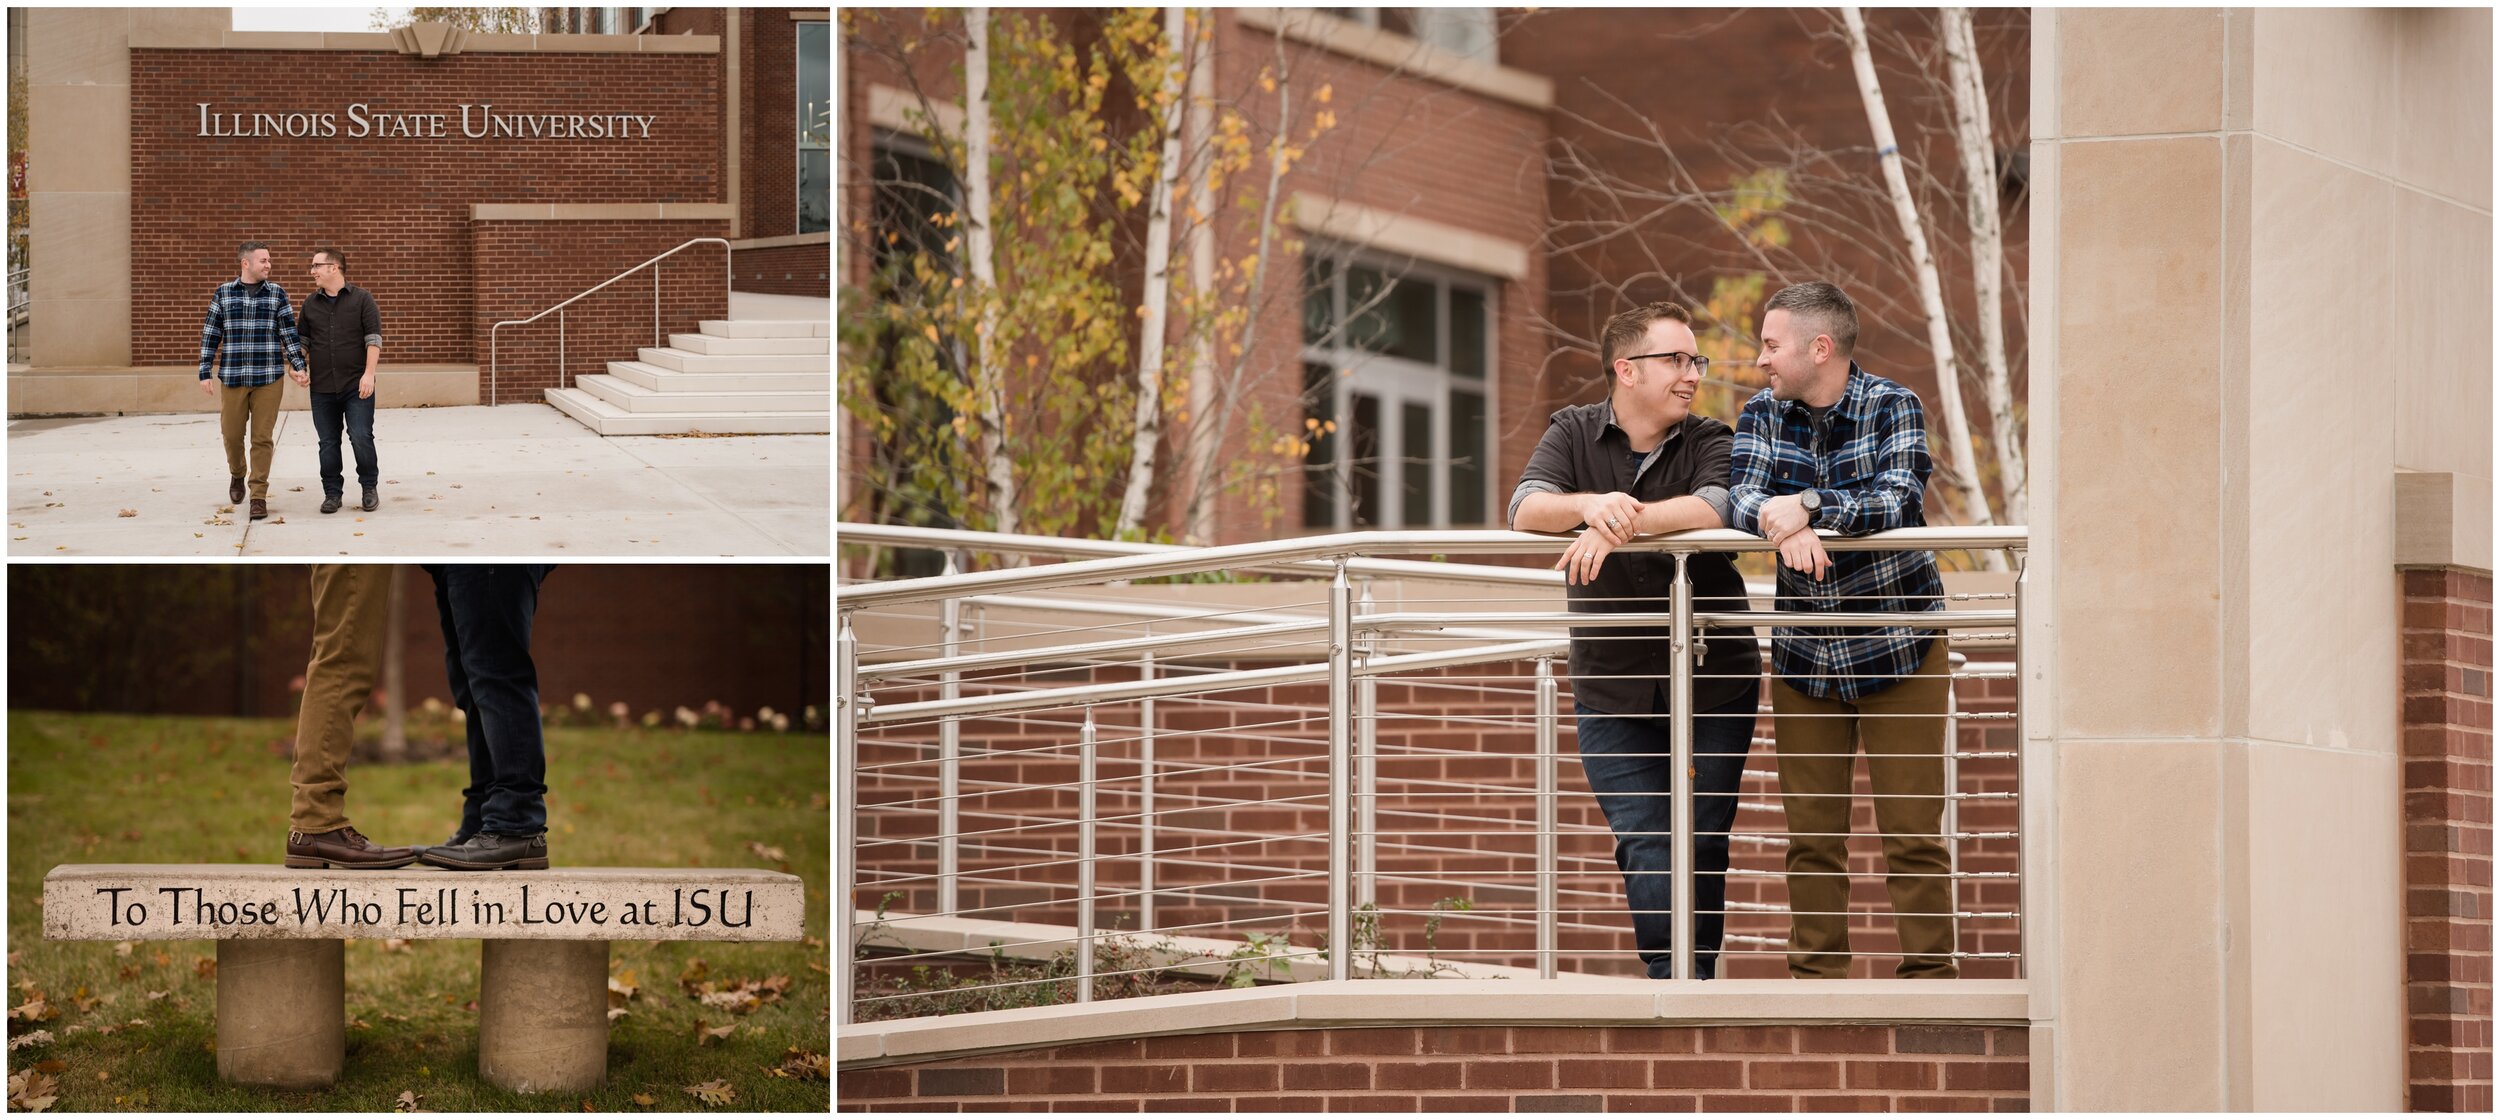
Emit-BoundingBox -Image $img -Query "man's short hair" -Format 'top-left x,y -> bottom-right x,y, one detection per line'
1764,281 -> 1858,358
236,240 -> 269,260
1600,301 -> 1694,373
314,247 -> 347,275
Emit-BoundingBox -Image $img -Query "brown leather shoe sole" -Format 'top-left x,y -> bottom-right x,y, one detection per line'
284,852 -> 419,870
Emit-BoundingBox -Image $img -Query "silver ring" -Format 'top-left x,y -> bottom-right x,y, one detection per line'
1606,517 -> 1620,527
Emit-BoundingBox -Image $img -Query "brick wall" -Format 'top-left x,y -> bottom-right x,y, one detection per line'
737,240 -> 831,296
470,218 -> 729,401
743,11 -> 826,241
2402,567 -> 2495,1112
837,1023 -> 2028,1111
853,650 -> 2021,981
132,48 -> 720,368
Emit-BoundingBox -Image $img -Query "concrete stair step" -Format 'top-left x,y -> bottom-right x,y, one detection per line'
697,319 -> 827,339
668,332 -> 827,356
576,373 -> 829,414
605,360 -> 826,393
638,347 -> 824,374
544,388 -> 831,436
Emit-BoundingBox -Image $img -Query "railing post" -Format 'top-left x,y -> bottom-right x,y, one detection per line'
558,309 -> 567,392
1669,553 -> 1696,982
1138,635 -> 1157,934
938,552 -> 963,917
1535,655 -> 1558,980
1355,578 -> 1378,915
653,261 -> 662,349
1077,705 -> 1098,1003
2010,546 -> 2031,981
1327,559 -> 1354,982
835,608 -> 859,1026
1945,649 -> 1963,952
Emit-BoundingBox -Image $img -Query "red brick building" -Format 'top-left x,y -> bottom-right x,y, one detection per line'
841,8 -> 2029,549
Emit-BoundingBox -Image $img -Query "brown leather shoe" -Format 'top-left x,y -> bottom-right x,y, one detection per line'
284,825 -> 417,869
230,476 -> 245,504
250,498 -> 268,521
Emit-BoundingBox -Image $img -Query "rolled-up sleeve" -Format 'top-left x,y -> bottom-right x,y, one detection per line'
360,290 -> 382,350
1507,420 -> 1581,528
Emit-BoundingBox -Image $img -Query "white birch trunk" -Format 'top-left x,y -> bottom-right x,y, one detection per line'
1183,28 -> 1293,543
1182,9 -> 1220,545
964,8 -> 1017,536
1840,7 -> 1999,543
1941,8 -> 2026,524
1114,7 -> 1191,537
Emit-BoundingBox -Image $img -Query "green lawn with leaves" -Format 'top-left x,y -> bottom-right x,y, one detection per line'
5,711 -> 830,1112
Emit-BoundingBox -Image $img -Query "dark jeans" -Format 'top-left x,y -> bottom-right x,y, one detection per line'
308,387 -> 377,499
425,565 -> 556,836
1574,686 -> 1760,980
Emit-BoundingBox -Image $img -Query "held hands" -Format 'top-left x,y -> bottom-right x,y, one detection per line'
289,367 -> 310,388
1557,492 -> 1644,586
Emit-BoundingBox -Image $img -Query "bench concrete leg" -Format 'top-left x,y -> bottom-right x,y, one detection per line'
214,939 -> 344,1089
477,939 -> 610,1094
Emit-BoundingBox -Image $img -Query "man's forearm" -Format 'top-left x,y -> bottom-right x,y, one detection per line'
364,345 -> 380,378
1638,494 -> 1722,535
1511,490 -> 1591,533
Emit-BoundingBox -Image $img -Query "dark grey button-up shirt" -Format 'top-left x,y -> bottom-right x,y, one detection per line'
1510,401 -> 1760,715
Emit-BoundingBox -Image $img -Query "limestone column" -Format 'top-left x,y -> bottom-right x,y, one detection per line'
477,939 -> 611,1093
214,939 -> 345,1088
2029,7 -> 2487,1111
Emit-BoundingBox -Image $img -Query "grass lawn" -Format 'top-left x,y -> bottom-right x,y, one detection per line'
5,711 -> 830,1112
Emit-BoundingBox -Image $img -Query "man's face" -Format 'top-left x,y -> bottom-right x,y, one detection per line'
309,254 -> 336,288
240,249 -> 271,284
1619,317 -> 1703,425
1756,308 -> 1822,402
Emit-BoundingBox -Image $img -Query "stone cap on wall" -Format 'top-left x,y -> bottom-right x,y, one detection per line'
44,864 -> 805,943
471,204 -> 735,221
2396,470 -> 2493,573
839,977 -> 2031,1068
129,24 -> 718,54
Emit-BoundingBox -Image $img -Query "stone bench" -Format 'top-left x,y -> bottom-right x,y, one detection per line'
43,864 -> 805,1093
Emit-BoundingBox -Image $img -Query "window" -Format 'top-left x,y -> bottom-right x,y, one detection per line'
1301,249 -> 1495,530
1315,8 -> 1498,63
797,21 -> 830,234
861,135 -> 964,578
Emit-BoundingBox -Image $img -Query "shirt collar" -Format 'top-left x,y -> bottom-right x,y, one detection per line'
1600,398 -> 1689,448
1777,362 -> 1869,421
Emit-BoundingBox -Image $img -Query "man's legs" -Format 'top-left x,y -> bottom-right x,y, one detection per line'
432,570 -> 496,841
345,390 -> 379,495
289,564 -> 389,834
440,565 -> 549,836
310,390 -> 346,500
245,378 -> 282,501
1771,677 -> 1860,979
1573,690 -> 1753,980
1857,640 -> 1958,978
219,381 -> 250,486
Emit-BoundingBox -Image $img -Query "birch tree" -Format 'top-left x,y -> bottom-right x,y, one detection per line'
1841,6 -> 1996,542
963,9 -> 1016,537
1941,7 -> 2024,523
1113,7 -> 1192,537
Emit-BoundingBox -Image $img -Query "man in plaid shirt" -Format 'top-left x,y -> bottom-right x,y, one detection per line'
1728,281 -> 1956,980
198,240 -> 308,521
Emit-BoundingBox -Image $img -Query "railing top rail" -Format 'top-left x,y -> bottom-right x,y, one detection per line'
487,237 -> 730,332
835,526 -> 2029,612
836,522 -> 1567,588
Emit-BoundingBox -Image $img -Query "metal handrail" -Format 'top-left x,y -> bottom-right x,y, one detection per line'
837,525 -> 2030,611
837,526 -> 2031,1026
485,236 -> 730,406
837,521 -> 1572,588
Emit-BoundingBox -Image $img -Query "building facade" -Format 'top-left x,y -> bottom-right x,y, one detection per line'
12,6 -> 828,415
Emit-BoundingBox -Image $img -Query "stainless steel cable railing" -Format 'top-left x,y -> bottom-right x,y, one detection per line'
838,523 -> 2028,1025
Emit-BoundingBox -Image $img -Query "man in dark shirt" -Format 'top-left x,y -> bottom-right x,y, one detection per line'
1510,301 -> 1760,980
295,247 -> 385,514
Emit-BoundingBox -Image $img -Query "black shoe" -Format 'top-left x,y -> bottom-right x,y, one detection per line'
362,486 -> 379,512
418,831 -> 548,871
320,495 -> 342,514
409,828 -> 476,858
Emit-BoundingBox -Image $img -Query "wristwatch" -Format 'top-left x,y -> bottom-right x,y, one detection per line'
1797,489 -> 1823,524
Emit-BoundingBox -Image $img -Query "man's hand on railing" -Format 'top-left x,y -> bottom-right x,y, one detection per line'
1555,526 -> 1620,586
1774,525 -> 1834,580
1575,491 -> 1645,547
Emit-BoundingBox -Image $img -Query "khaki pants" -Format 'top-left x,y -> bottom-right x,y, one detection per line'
290,564 -> 390,833
219,379 -> 284,501
1771,639 -> 1958,979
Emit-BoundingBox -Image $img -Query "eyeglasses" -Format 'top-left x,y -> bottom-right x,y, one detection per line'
309,262 -> 337,271
1621,351 -> 1710,376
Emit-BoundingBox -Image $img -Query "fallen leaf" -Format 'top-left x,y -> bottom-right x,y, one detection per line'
30,1062 -> 62,1075
195,958 -> 217,980
775,1047 -> 829,1081
8,1068 -> 60,1112
682,1079 -> 734,1106
676,959 -> 708,992
116,509 -> 137,518
113,942 -> 133,958
9,997 -> 55,1023
694,1021 -> 736,1045
394,1089 -> 424,1112
145,991 -> 167,1002
605,1007 -> 628,1023
630,1093 -> 654,1107
381,939 -> 412,954
289,487 -> 304,492
6,1031 -> 52,1051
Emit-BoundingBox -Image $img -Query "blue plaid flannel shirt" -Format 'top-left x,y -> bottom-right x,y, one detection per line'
1727,364 -> 1944,701
198,279 -> 307,388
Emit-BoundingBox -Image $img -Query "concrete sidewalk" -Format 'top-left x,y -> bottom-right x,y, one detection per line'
7,403 -> 828,556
